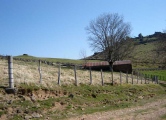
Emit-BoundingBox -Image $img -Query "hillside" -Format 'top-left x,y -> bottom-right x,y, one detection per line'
86,33 -> 166,68
0,51 -> 166,120
2,32 -> 164,69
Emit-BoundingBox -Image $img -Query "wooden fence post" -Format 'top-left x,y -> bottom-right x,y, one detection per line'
38,60 -> 42,83
137,72 -> 139,84
8,56 -> 14,88
151,75 -> 153,83
154,75 -> 156,84
126,71 -> 128,84
132,71 -> 133,84
58,64 -> 61,85
120,71 -> 122,85
156,76 -> 158,84
147,74 -> 149,84
111,70 -> 114,85
145,74 -> 147,84
74,65 -> 78,86
140,73 -> 142,84
157,76 -> 159,84
155,76 -> 158,84
89,67 -> 92,85
101,69 -> 104,86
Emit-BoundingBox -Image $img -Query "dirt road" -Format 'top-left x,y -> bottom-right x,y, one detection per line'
68,98 -> 166,120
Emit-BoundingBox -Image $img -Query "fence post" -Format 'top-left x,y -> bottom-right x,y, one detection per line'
8,56 -> 14,88
141,73 -> 142,84
137,72 -> 139,84
145,74 -> 147,84
74,65 -> 78,86
38,60 -> 42,83
120,71 -> 122,85
101,69 -> 104,86
126,71 -> 128,84
157,76 -> 159,84
89,67 -> 92,85
147,74 -> 149,84
111,70 -> 114,85
154,75 -> 156,84
132,71 -> 133,84
58,64 -> 61,85
151,75 -> 153,83
155,76 -> 159,84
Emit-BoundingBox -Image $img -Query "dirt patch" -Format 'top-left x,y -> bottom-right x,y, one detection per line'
67,98 -> 166,120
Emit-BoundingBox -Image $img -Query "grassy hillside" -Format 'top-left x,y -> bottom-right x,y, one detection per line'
0,51 -> 166,119
14,55 -> 84,64
131,40 -> 166,68
86,37 -> 165,68
0,82 -> 165,120
131,41 -> 158,68
14,55 -> 100,65
13,34 -> 165,69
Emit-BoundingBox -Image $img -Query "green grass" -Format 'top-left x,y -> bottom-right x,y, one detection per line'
14,55 -> 100,65
18,83 -> 41,92
131,42 -> 156,67
0,83 -> 165,120
129,39 -> 165,68
140,70 -> 166,81
10,115 -> 22,120
160,114 -> 166,119
0,110 -> 6,117
45,84 -> 165,119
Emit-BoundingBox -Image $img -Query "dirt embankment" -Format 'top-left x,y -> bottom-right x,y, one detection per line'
68,98 -> 166,120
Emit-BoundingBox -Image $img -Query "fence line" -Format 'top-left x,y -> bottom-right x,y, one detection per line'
0,55 -> 163,88
133,68 -> 166,71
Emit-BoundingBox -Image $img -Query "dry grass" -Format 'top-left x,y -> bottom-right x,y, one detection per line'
0,59 -> 149,88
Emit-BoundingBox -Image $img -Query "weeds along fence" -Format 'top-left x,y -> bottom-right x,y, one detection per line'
133,68 -> 165,82
0,56 -> 159,88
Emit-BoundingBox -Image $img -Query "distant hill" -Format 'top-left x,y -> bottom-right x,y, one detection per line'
85,32 -> 166,68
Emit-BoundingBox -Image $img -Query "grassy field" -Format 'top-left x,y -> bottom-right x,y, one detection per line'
0,59 -> 142,88
14,55 -> 100,65
140,70 -> 166,81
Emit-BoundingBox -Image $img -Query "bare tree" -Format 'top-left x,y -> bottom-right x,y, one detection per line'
79,49 -> 88,65
86,13 -> 132,67
86,13 -> 133,84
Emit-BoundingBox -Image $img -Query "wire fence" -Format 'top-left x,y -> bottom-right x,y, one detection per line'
0,56 -> 161,88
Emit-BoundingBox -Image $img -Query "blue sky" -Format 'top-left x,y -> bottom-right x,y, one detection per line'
0,0 -> 165,59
